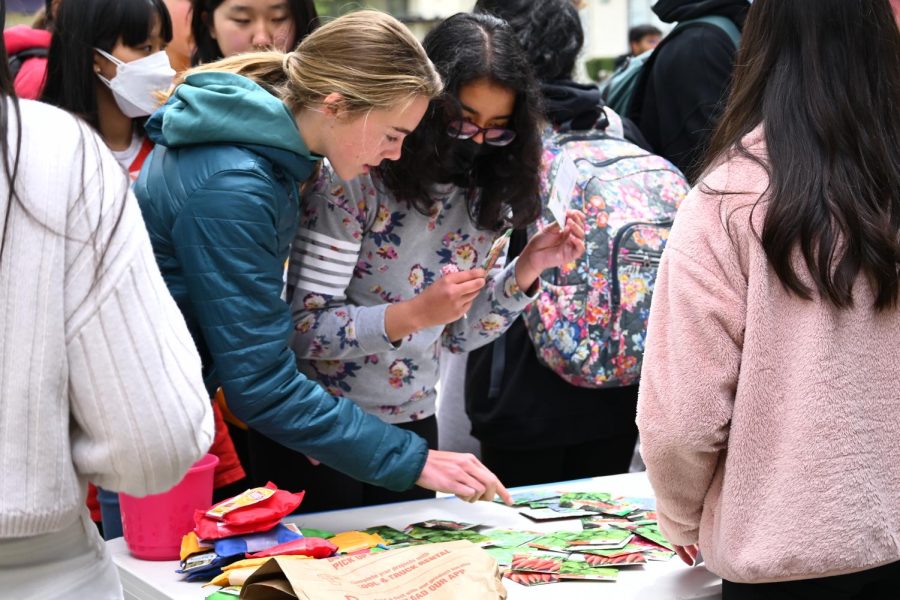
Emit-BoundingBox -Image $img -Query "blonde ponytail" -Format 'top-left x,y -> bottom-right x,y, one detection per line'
168,10 -> 442,114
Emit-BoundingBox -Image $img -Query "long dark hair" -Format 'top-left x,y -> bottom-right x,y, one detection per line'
703,0 -> 900,310
41,0 -> 173,132
474,0 -> 583,82
0,1 -> 23,267
378,12 -> 542,230
190,0 -> 319,65
2,2 -> 126,288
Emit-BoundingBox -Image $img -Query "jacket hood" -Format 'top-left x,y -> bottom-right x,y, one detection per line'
541,80 -> 603,131
653,0 -> 750,24
3,25 -> 51,54
146,71 -> 319,182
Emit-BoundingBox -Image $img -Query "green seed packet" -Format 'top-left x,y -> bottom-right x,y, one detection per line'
581,516 -> 635,530
494,491 -> 561,506
363,525 -> 415,545
299,528 -> 334,539
559,492 -> 641,517
404,527 -> 491,545
205,586 -> 241,599
558,560 -> 619,581
483,547 -> 517,567
529,529 -> 632,553
634,524 -> 674,551
483,529 -> 542,549
408,519 -> 479,531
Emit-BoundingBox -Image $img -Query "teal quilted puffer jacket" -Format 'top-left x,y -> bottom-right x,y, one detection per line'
134,72 -> 427,491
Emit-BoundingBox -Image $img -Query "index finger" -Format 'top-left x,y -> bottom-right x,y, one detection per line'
493,479 -> 513,505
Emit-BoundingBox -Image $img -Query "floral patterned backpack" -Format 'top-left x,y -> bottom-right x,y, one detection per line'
522,113 -> 689,388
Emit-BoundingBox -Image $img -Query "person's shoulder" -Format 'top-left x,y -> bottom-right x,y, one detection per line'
657,17 -> 738,63
17,99 -> 87,141
675,127 -> 768,244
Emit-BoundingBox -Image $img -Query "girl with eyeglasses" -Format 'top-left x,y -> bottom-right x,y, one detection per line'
275,12 -> 586,511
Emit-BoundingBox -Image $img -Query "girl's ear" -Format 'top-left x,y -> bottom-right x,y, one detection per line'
321,92 -> 347,118
93,49 -> 106,77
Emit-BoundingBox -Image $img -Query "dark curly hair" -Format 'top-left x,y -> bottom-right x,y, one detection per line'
377,12 -> 542,231
474,0 -> 584,82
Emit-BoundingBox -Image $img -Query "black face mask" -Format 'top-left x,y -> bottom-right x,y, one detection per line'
436,139 -> 498,186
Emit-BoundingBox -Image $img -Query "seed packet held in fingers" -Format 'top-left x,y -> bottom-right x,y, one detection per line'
494,490 -> 561,506
482,228 -> 513,271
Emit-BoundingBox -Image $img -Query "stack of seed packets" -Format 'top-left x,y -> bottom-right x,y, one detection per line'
491,491 -> 677,586
496,490 -> 596,521
344,492 -> 677,588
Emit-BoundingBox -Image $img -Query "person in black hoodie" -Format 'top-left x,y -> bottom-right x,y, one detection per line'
631,0 -> 750,182
465,0 -> 641,487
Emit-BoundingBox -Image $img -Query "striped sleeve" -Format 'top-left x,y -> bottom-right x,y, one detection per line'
289,227 -> 360,299
288,170 -> 398,359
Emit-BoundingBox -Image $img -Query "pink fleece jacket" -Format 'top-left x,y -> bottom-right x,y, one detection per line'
637,130 -> 900,584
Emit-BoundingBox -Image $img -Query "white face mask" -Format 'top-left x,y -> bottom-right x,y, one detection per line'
95,48 -> 175,118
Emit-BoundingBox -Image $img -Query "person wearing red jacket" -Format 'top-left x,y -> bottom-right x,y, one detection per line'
2,0 -> 53,100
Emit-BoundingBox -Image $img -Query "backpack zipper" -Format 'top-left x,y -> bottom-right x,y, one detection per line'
609,220 -> 673,312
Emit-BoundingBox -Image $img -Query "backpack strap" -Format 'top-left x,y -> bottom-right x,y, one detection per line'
627,14 -> 742,124
8,47 -> 49,81
688,14 -> 741,47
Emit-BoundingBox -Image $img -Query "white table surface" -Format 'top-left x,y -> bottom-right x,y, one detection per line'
109,472 -> 721,599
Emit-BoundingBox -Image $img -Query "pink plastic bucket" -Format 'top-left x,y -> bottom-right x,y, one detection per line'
120,453 -> 219,560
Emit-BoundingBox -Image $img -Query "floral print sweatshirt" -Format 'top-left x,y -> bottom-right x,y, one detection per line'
287,164 -> 537,424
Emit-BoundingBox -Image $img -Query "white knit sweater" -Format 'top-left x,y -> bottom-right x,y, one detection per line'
0,99 -> 214,538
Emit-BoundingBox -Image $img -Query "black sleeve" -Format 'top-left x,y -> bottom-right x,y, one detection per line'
637,25 -> 739,181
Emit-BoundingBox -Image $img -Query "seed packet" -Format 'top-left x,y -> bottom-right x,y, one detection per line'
299,527 -> 334,539
483,547 -> 517,568
205,586 -> 241,599
213,523 -> 303,558
483,529 -> 541,549
404,527 -> 491,545
362,525 -> 416,545
559,492 -> 640,517
519,507 -> 594,521
482,228 -> 512,271
510,552 -> 565,573
246,537 -> 337,559
633,524 -> 674,551
494,491 -> 561,506
580,552 -> 646,567
328,531 -> 387,554
205,487 -> 276,521
528,529 -> 632,553
408,519 -> 479,531
581,516 -> 635,530
180,531 -> 214,561
504,570 -> 559,586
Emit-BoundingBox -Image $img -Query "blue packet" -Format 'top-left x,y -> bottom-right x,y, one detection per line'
213,523 -> 302,558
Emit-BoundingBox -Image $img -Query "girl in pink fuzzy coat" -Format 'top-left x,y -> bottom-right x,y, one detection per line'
637,0 -> 900,598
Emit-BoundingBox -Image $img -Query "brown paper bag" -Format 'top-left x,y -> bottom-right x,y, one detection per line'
240,540 -> 506,600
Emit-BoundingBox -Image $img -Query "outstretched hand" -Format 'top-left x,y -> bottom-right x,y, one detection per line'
416,449 -> 512,505
515,210 -> 587,291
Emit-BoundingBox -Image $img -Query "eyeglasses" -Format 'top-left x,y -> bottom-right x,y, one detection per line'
446,119 -> 517,146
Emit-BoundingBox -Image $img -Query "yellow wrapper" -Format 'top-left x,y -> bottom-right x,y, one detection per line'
328,531 -> 387,554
